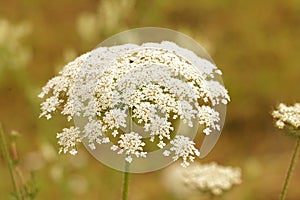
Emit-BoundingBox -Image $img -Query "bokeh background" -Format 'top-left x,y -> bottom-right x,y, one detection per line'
1,0 -> 300,199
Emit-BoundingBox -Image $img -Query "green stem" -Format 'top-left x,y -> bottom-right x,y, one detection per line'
0,124 -> 21,200
122,107 -> 133,200
129,107 -> 133,131
122,162 -> 130,200
280,137 -> 300,200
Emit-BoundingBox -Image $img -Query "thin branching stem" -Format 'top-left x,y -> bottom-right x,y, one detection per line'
0,124 -> 21,200
280,137 -> 300,200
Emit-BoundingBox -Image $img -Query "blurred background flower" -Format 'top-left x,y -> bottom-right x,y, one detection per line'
76,0 -> 137,48
0,19 -> 32,73
162,162 -> 242,199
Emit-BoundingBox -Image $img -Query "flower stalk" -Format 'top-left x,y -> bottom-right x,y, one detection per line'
122,162 -> 130,200
280,137 -> 300,200
272,103 -> 300,199
0,124 -> 21,200
122,107 -> 133,200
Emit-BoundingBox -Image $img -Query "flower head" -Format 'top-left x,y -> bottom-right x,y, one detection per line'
272,103 -> 300,137
111,132 -> 147,163
163,135 -> 200,167
182,162 -> 242,196
162,162 -> 242,197
56,127 -> 81,155
39,40 -> 229,169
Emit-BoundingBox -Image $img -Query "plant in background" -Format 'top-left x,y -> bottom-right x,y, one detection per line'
162,162 -> 242,200
0,19 -> 32,81
272,103 -> 300,200
0,18 -> 37,200
0,124 -> 39,200
76,0 -> 136,44
0,18 -> 36,112
183,162 -> 242,196
38,28 -> 230,199
182,162 -> 241,197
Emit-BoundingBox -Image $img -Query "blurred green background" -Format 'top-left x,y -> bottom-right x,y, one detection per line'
1,0 -> 300,199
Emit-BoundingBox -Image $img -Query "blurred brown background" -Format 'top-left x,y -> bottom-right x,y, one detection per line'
0,0 -> 300,199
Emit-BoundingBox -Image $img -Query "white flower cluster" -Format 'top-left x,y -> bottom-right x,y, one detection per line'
182,162 -> 242,196
39,41 -> 229,166
111,132 -> 147,163
56,127 -> 81,155
163,135 -> 200,167
272,103 -> 300,130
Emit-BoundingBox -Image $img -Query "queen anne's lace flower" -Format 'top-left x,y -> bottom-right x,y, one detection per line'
111,132 -> 147,163
103,108 -> 127,129
82,120 -> 109,150
39,41 -> 230,166
163,135 -> 200,167
56,127 -> 81,155
272,103 -> 300,129
181,162 -> 242,196
198,105 -> 221,135
272,103 -> 300,137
